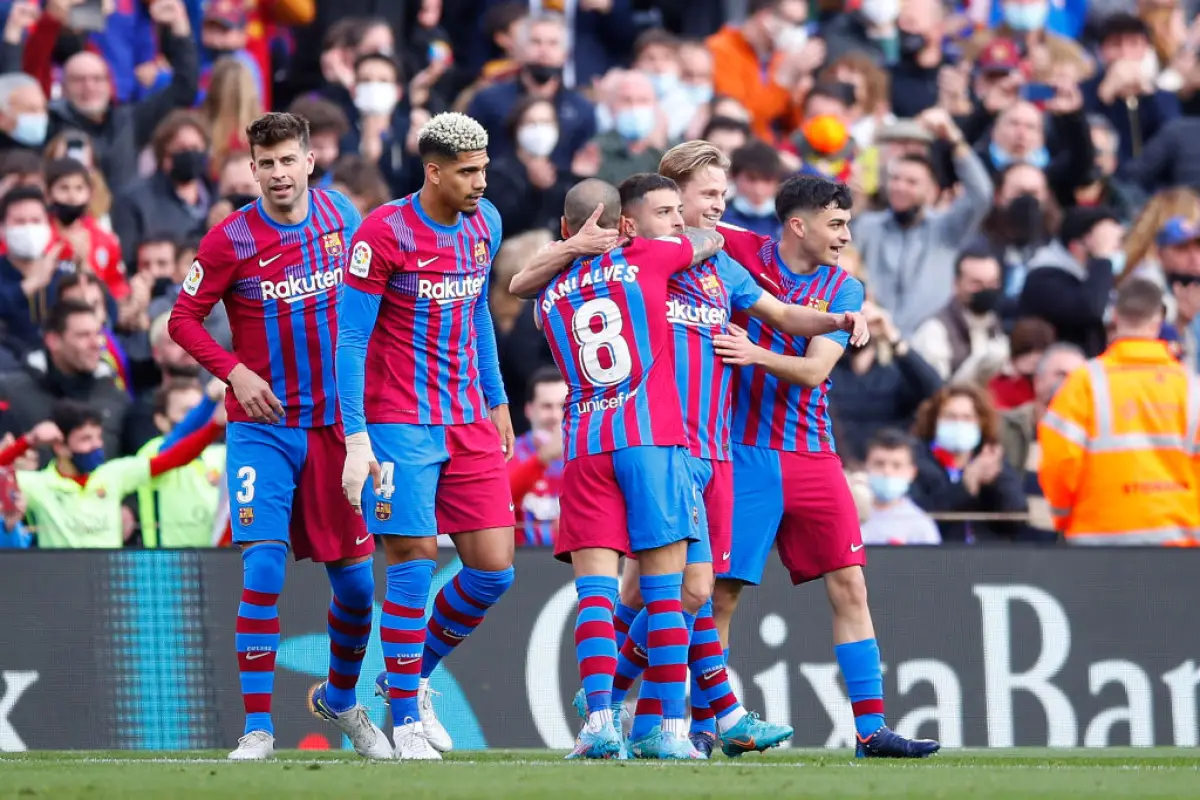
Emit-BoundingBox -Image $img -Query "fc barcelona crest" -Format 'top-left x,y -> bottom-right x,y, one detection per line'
804,296 -> 829,313
323,232 -> 344,257
239,506 -> 254,526
375,501 -> 392,521
474,241 -> 489,266
700,274 -> 722,298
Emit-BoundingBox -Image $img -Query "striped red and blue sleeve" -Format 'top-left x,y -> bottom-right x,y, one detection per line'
823,273 -> 864,349
337,207 -> 399,436
713,252 -> 763,311
473,200 -> 507,407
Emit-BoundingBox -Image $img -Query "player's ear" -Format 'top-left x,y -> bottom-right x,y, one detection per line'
424,160 -> 440,187
789,215 -> 805,240
618,215 -> 636,240
306,149 -> 315,177
560,216 -> 569,240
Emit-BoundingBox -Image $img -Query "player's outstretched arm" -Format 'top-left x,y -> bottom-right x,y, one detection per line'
714,324 -> 845,388
509,204 -> 620,299
746,294 -> 870,345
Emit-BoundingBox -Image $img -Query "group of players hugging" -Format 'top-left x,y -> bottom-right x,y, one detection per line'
170,109 -> 940,762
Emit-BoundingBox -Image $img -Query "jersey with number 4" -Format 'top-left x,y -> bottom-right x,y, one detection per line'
537,236 -> 696,461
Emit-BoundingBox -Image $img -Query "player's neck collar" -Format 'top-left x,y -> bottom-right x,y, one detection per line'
257,190 -> 313,230
414,189 -> 462,232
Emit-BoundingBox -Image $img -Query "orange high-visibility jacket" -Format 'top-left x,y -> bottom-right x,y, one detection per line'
1038,339 -> 1200,545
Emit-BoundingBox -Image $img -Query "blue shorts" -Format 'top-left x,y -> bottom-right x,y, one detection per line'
723,444 -> 864,585
362,420 -> 513,537
556,445 -> 699,560
685,455 -> 713,566
226,422 -> 370,563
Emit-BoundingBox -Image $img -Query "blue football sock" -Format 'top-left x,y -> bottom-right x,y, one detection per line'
574,575 -> 618,715
614,601 -> 639,654
237,542 -> 286,736
835,638 -> 886,738
631,572 -> 687,741
381,560 -> 434,725
612,606 -> 649,708
421,566 -> 513,678
324,560 -> 374,712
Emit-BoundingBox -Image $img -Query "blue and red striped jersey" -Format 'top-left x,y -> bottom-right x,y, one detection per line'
337,194 -> 506,433
536,236 -> 695,461
668,252 -> 763,461
510,432 -> 563,546
720,224 -> 864,453
170,189 -> 361,428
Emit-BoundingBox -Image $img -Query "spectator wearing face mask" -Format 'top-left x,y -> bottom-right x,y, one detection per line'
1082,13 -> 1180,163
37,0 -> 198,193
964,0 -> 1091,84
42,131 -> 112,227
488,97 -> 576,237
854,108 -> 993,336
822,0 -> 901,68
889,0 -> 945,117
0,72 -> 48,155
631,29 -> 703,143
1019,206 -> 1126,357
975,163 -> 1062,309
1152,217 -> 1200,370
911,249 -> 1009,384
44,158 -> 126,301
0,187 -> 65,363
591,70 -> 667,186
111,111 -> 213,269
468,13 -> 596,173
910,384 -> 1027,542
722,141 -> 784,238
860,429 -> 941,545
345,52 -> 425,197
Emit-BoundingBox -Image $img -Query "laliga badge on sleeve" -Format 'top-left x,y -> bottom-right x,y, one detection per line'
350,242 -> 373,278
182,261 -> 204,296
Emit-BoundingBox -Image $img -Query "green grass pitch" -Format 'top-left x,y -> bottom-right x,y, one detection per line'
2,748 -> 1199,799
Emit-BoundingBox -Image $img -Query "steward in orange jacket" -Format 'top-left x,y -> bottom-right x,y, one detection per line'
1038,279 -> 1200,545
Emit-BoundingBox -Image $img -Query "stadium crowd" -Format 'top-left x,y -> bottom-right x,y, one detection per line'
0,0 -> 1197,550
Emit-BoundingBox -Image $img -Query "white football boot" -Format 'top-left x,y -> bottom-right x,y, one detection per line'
418,681 -> 454,753
227,730 -> 275,761
393,719 -> 443,760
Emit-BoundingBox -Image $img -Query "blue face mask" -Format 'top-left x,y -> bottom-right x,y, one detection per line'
596,104 -> 613,134
1002,1 -> 1049,32
615,106 -> 656,142
681,83 -> 713,107
647,72 -> 679,100
12,113 -> 48,148
732,195 -> 776,218
989,141 -> 1050,170
71,447 -> 106,475
934,420 -> 982,454
868,473 -> 911,503
1106,251 -> 1127,274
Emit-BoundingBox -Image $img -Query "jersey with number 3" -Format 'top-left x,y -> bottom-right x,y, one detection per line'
537,236 -> 696,461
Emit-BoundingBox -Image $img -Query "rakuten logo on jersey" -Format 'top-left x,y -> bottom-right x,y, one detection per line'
261,268 -> 344,303
666,297 -> 728,328
418,275 -> 486,305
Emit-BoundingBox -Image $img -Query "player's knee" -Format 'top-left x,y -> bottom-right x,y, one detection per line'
825,567 -> 868,614
242,541 -> 287,592
382,535 -> 438,564
710,579 -> 742,623
326,560 -> 374,609
460,565 -> 515,605
681,570 -> 714,615
619,578 -> 643,610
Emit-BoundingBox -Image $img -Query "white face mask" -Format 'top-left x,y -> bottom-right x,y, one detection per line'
517,122 -> 559,158
5,222 -> 51,260
773,22 -> 809,54
860,0 -> 900,26
353,81 -> 399,117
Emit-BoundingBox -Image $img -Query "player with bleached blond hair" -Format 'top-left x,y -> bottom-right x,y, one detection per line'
337,112 -> 517,760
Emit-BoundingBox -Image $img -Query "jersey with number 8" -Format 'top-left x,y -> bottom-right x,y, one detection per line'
537,237 -> 696,461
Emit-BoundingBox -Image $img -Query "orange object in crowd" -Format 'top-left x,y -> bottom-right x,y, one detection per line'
802,114 -> 849,155
1038,339 -> 1200,546
706,25 -> 799,142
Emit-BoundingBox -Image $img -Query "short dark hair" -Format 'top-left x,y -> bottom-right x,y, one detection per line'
702,115 -> 751,141
1098,12 -> 1149,45
246,112 -> 311,156
0,185 -> 46,220
137,236 -> 179,261
1114,277 -> 1165,324
866,428 -> 916,459
804,82 -> 854,112
484,1 -> 528,40
323,17 -> 366,52
633,28 -> 680,59
953,246 -> 999,278
51,399 -> 102,438
287,96 -> 350,139
0,148 -> 42,179
150,109 -> 211,166
44,157 -> 91,191
45,298 -> 96,335
729,140 -> 783,179
774,175 -> 852,222
1059,206 -> 1119,248
619,172 -> 679,208
54,270 -> 105,306
526,366 -> 565,403
747,0 -> 782,14
153,377 -> 203,417
353,51 -> 403,82
895,152 -> 937,181
1008,317 -> 1057,359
